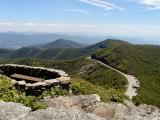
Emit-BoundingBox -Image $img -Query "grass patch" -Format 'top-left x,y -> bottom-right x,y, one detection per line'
0,75 -> 69,110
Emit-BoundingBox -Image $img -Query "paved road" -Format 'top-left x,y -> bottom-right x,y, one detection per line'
89,57 -> 140,99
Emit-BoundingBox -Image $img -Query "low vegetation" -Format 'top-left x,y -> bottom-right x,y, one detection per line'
93,40 -> 160,107
0,57 -> 128,103
0,75 -> 69,110
72,76 -> 125,102
1,39 -> 159,108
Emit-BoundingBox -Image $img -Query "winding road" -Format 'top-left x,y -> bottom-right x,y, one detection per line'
88,57 -> 140,99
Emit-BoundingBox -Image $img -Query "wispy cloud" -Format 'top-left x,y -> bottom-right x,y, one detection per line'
0,22 -> 15,26
0,22 -> 160,40
78,0 -> 125,11
66,9 -> 91,15
140,0 -> 160,10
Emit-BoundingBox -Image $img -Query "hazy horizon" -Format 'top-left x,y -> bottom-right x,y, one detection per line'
0,0 -> 160,44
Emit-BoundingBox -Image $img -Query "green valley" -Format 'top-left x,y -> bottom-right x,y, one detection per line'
0,39 -> 160,108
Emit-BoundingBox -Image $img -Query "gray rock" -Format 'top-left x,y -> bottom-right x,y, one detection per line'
124,104 -> 160,120
0,95 -> 159,120
18,81 -> 26,86
92,102 -> 127,120
0,100 -> 104,120
26,83 -> 33,87
45,79 -> 60,85
32,82 -> 47,87
42,95 -> 160,120
20,107 -> 104,120
42,94 -> 101,112
0,101 -> 31,120
57,77 -> 71,84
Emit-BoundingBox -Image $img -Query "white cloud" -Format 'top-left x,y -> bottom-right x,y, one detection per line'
66,9 -> 91,15
140,0 -> 160,10
0,22 -> 160,39
0,22 -> 15,26
78,0 -> 125,11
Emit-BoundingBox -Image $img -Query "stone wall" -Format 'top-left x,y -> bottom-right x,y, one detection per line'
0,64 -> 71,95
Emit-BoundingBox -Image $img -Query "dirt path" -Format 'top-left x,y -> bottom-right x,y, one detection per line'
89,57 -> 140,99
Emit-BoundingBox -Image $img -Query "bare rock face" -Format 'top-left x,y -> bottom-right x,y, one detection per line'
0,101 -> 31,120
20,107 -> 104,120
0,100 -> 104,120
42,94 -> 101,112
124,104 -> 160,120
42,94 -> 129,119
42,95 -> 160,120
0,94 -> 159,120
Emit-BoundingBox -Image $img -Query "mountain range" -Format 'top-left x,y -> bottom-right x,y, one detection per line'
0,32 -> 160,49
31,39 -> 87,48
0,39 -> 125,60
0,38 -> 160,107
0,32 -> 103,49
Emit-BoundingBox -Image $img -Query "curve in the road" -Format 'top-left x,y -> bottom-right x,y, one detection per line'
89,57 -> 140,99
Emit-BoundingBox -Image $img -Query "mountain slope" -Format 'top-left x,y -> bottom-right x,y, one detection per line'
92,41 -> 160,107
0,57 -> 127,102
0,39 -> 142,60
34,39 -> 87,48
1,39 -> 160,107
0,49 -> 14,59
5,47 -> 86,60
0,32 -> 102,49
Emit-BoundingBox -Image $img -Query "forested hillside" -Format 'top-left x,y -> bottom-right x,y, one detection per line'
33,39 -> 87,48
92,40 -> 160,107
0,39 -> 160,107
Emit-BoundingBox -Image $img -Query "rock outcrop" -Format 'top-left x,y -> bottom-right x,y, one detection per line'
0,100 -> 104,120
42,95 -> 160,120
20,107 -> 104,120
0,94 -> 159,120
0,101 -> 31,120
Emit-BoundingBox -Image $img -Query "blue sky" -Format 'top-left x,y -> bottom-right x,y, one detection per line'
0,0 -> 160,39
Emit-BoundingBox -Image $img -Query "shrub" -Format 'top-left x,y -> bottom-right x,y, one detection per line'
72,76 -> 125,102
41,86 -> 69,98
0,75 -> 47,110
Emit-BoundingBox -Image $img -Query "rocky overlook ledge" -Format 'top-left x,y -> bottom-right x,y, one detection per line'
0,94 -> 159,120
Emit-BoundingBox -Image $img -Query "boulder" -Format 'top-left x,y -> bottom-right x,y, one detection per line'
42,94 -> 101,112
124,104 -> 160,120
0,101 -> 31,120
20,107 -> 104,120
0,95 -> 159,120
0,101 -> 104,120
42,95 -> 160,120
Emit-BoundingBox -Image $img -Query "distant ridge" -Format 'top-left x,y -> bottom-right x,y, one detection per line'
0,32 -> 98,49
0,39 -> 131,60
33,39 -> 87,49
